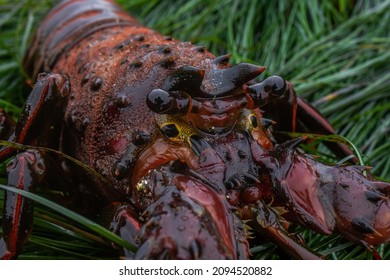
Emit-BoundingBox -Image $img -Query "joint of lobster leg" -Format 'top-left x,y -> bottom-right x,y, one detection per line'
248,201 -> 323,260
0,108 -> 16,141
15,73 -> 70,144
0,109 -> 17,162
98,202 -> 140,258
0,73 -> 70,162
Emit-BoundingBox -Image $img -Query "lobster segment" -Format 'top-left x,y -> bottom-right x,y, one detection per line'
0,150 -> 46,259
24,0 -> 139,78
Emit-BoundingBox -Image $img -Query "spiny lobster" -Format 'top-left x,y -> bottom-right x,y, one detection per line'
0,0 -> 389,259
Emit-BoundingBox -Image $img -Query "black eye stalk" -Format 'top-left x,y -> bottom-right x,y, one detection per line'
246,75 -> 287,108
146,65 -> 288,118
146,89 -> 192,115
160,123 -> 180,138
146,65 -> 206,116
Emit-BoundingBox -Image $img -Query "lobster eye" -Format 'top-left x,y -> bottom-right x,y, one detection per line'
265,75 -> 286,97
249,114 -> 258,128
147,89 -> 192,116
147,89 -> 173,113
161,123 -> 180,138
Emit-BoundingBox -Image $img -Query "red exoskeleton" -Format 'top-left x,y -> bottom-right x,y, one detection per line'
0,0 -> 389,259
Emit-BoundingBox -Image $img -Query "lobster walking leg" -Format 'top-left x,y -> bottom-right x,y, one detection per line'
0,150 -> 45,259
251,137 -> 390,252
0,73 -> 69,259
262,82 -> 355,161
98,203 -> 141,258
246,202 -> 323,260
0,73 -> 69,161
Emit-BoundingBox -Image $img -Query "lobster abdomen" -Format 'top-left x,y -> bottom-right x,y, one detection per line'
24,0 -> 138,78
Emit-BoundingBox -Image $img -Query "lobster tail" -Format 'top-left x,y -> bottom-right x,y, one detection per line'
24,0 -> 138,79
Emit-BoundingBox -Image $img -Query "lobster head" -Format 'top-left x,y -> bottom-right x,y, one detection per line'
143,59 -> 290,197
128,61 -> 293,259
146,61 -> 288,136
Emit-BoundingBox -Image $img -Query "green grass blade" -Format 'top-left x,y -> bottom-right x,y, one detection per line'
0,184 -> 137,253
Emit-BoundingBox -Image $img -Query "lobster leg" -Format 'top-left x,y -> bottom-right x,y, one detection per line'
0,150 -> 45,259
0,73 -> 69,161
262,82 -> 354,161
0,73 -> 69,259
251,137 -> 390,255
98,202 -> 141,258
246,202 -> 323,260
132,164 -> 250,259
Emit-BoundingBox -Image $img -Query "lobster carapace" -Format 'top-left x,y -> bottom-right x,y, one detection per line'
0,0 -> 389,259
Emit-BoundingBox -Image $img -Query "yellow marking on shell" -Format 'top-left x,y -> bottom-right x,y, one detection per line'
237,108 -> 273,149
155,114 -> 197,143
248,113 -> 258,129
136,181 -> 144,191
136,179 -> 151,194
236,108 -> 256,131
